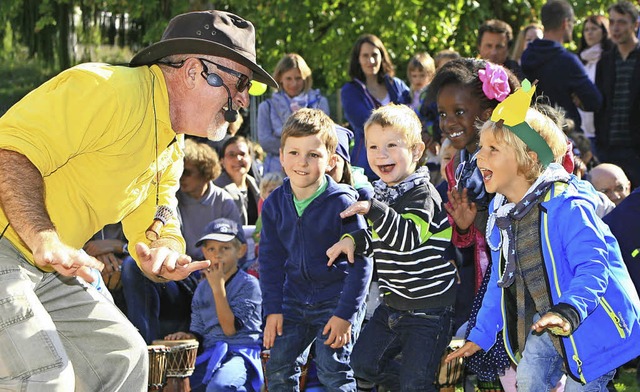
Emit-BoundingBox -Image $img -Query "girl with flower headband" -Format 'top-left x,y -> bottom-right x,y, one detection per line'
446,82 -> 640,392
426,58 -> 520,390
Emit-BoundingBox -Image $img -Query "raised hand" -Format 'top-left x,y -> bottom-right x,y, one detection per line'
445,187 -> 477,232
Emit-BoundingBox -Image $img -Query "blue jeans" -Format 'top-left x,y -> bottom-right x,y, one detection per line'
517,325 -> 615,391
121,256 -> 192,343
350,303 -> 454,392
265,298 -> 365,392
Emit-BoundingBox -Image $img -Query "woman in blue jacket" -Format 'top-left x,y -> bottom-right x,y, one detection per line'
341,34 -> 410,181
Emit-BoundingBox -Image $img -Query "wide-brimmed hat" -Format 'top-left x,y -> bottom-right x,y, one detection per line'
130,10 -> 277,88
195,218 -> 246,247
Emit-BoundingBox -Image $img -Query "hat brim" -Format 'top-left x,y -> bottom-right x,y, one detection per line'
195,233 -> 238,248
130,38 -> 278,88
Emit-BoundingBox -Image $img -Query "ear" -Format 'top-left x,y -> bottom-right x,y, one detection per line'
527,150 -> 539,164
238,243 -> 247,258
181,58 -> 200,89
279,148 -> 285,166
412,141 -> 426,163
325,153 -> 338,172
480,107 -> 493,122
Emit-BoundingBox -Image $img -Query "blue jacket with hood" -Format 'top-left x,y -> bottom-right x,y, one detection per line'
259,175 -> 373,323
468,176 -> 640,384
521,39 -> 602,132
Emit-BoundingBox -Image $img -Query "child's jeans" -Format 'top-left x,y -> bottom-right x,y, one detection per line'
265,298 -> 365,392
517,326 -> 615,392
350,302 -> 454,392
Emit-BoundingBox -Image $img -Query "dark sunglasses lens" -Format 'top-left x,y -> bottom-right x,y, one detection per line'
237,76 -> 250,92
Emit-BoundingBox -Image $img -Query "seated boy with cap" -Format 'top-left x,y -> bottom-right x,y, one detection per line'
164,218 -> 263,392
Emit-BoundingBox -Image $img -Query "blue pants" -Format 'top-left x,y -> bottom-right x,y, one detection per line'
517,327 -> 615,392
120,256 -> 193,343
265,298 -> 364,392
350,303 -> 454,392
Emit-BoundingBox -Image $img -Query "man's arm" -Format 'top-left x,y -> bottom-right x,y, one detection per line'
0,149 -> 103,281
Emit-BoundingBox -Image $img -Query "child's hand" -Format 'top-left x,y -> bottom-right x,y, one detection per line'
531,312 -> 572,336
445,340 -> 481,363
204,261 -> 225,291
263,313 -> 283,349
322,316 -> 352,349
339,201 -> 371,218
326,237 -> 355,266
445,188 -> 477,232
164,331 -> 195,340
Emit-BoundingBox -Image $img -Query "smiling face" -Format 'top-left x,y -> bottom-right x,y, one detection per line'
365,124 -> 424,186
221,140 -> 252,186
476,128 -> 532,203
280,67 -> 305,98
280,134 -> 336,200
170,57 -> 251,140
437,84 -> 488,153
358,42 -> 382,78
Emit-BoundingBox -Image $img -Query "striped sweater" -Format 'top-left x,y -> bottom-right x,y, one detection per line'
351,181 -> 456,310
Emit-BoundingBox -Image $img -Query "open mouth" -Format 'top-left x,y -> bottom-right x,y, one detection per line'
293,169 -> 308,176
378,164 -> 395,174
448,131 -> 464,139
480,168 -> 493,181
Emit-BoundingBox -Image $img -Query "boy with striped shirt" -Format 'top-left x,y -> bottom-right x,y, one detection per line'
327,103 -> 455,391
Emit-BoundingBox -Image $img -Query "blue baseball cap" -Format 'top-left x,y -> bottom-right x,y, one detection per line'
195,218 -> 246,246
335,125 -> 353,163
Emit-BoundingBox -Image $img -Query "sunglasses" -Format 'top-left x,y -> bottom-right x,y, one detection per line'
199,58 -> 267,96
158,57 -> 267,96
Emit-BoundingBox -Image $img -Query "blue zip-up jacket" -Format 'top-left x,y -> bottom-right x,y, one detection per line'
468,177 -> 640,383
341,76 -> 410,181
259,175 -> 373,323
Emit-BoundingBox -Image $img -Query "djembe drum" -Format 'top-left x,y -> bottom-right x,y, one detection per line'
147,345 -> 169,391
436,338 -> 466,392
260,349 -> 309,391
152,339 -> 199,378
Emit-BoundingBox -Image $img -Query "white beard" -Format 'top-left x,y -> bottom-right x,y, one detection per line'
207,116 -> 229,141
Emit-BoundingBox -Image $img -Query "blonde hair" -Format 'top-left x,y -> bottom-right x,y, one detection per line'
364,104 -> 423,147
273,53 -> 313,93
479,106 -> 567,183
281,108 -> 337,154
407,52 -> 436,79
260,172 -> 284,196
183,139 -> 221,181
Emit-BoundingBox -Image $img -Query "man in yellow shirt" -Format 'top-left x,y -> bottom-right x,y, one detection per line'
0,10 -> 276,391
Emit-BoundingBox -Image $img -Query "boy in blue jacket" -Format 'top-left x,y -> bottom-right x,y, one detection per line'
446,82 -> 640,391
259,108 -> 372,391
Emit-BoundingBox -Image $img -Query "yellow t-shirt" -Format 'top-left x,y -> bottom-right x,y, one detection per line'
0,63 -> 185,269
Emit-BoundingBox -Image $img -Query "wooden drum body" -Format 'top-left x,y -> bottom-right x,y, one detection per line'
436,338 -> 465,391
152,339 -> 199,378
147,345 -> 169,391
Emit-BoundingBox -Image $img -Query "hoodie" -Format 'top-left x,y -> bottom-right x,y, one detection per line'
521,39 -> 602,132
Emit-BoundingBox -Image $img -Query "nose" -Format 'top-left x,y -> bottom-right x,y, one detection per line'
369,56 -> 376,65
234,89 -> 250,109
476,146 -> 487,164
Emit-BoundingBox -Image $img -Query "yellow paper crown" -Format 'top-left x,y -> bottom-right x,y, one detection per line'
490,80 -> 554,166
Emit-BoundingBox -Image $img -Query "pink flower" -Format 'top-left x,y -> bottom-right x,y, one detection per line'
478,62 -> 511,102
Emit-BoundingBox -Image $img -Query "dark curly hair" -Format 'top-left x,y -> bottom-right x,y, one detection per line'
425,57 -> 520,113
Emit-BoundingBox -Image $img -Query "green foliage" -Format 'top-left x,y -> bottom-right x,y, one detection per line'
0,0 -> 618,100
